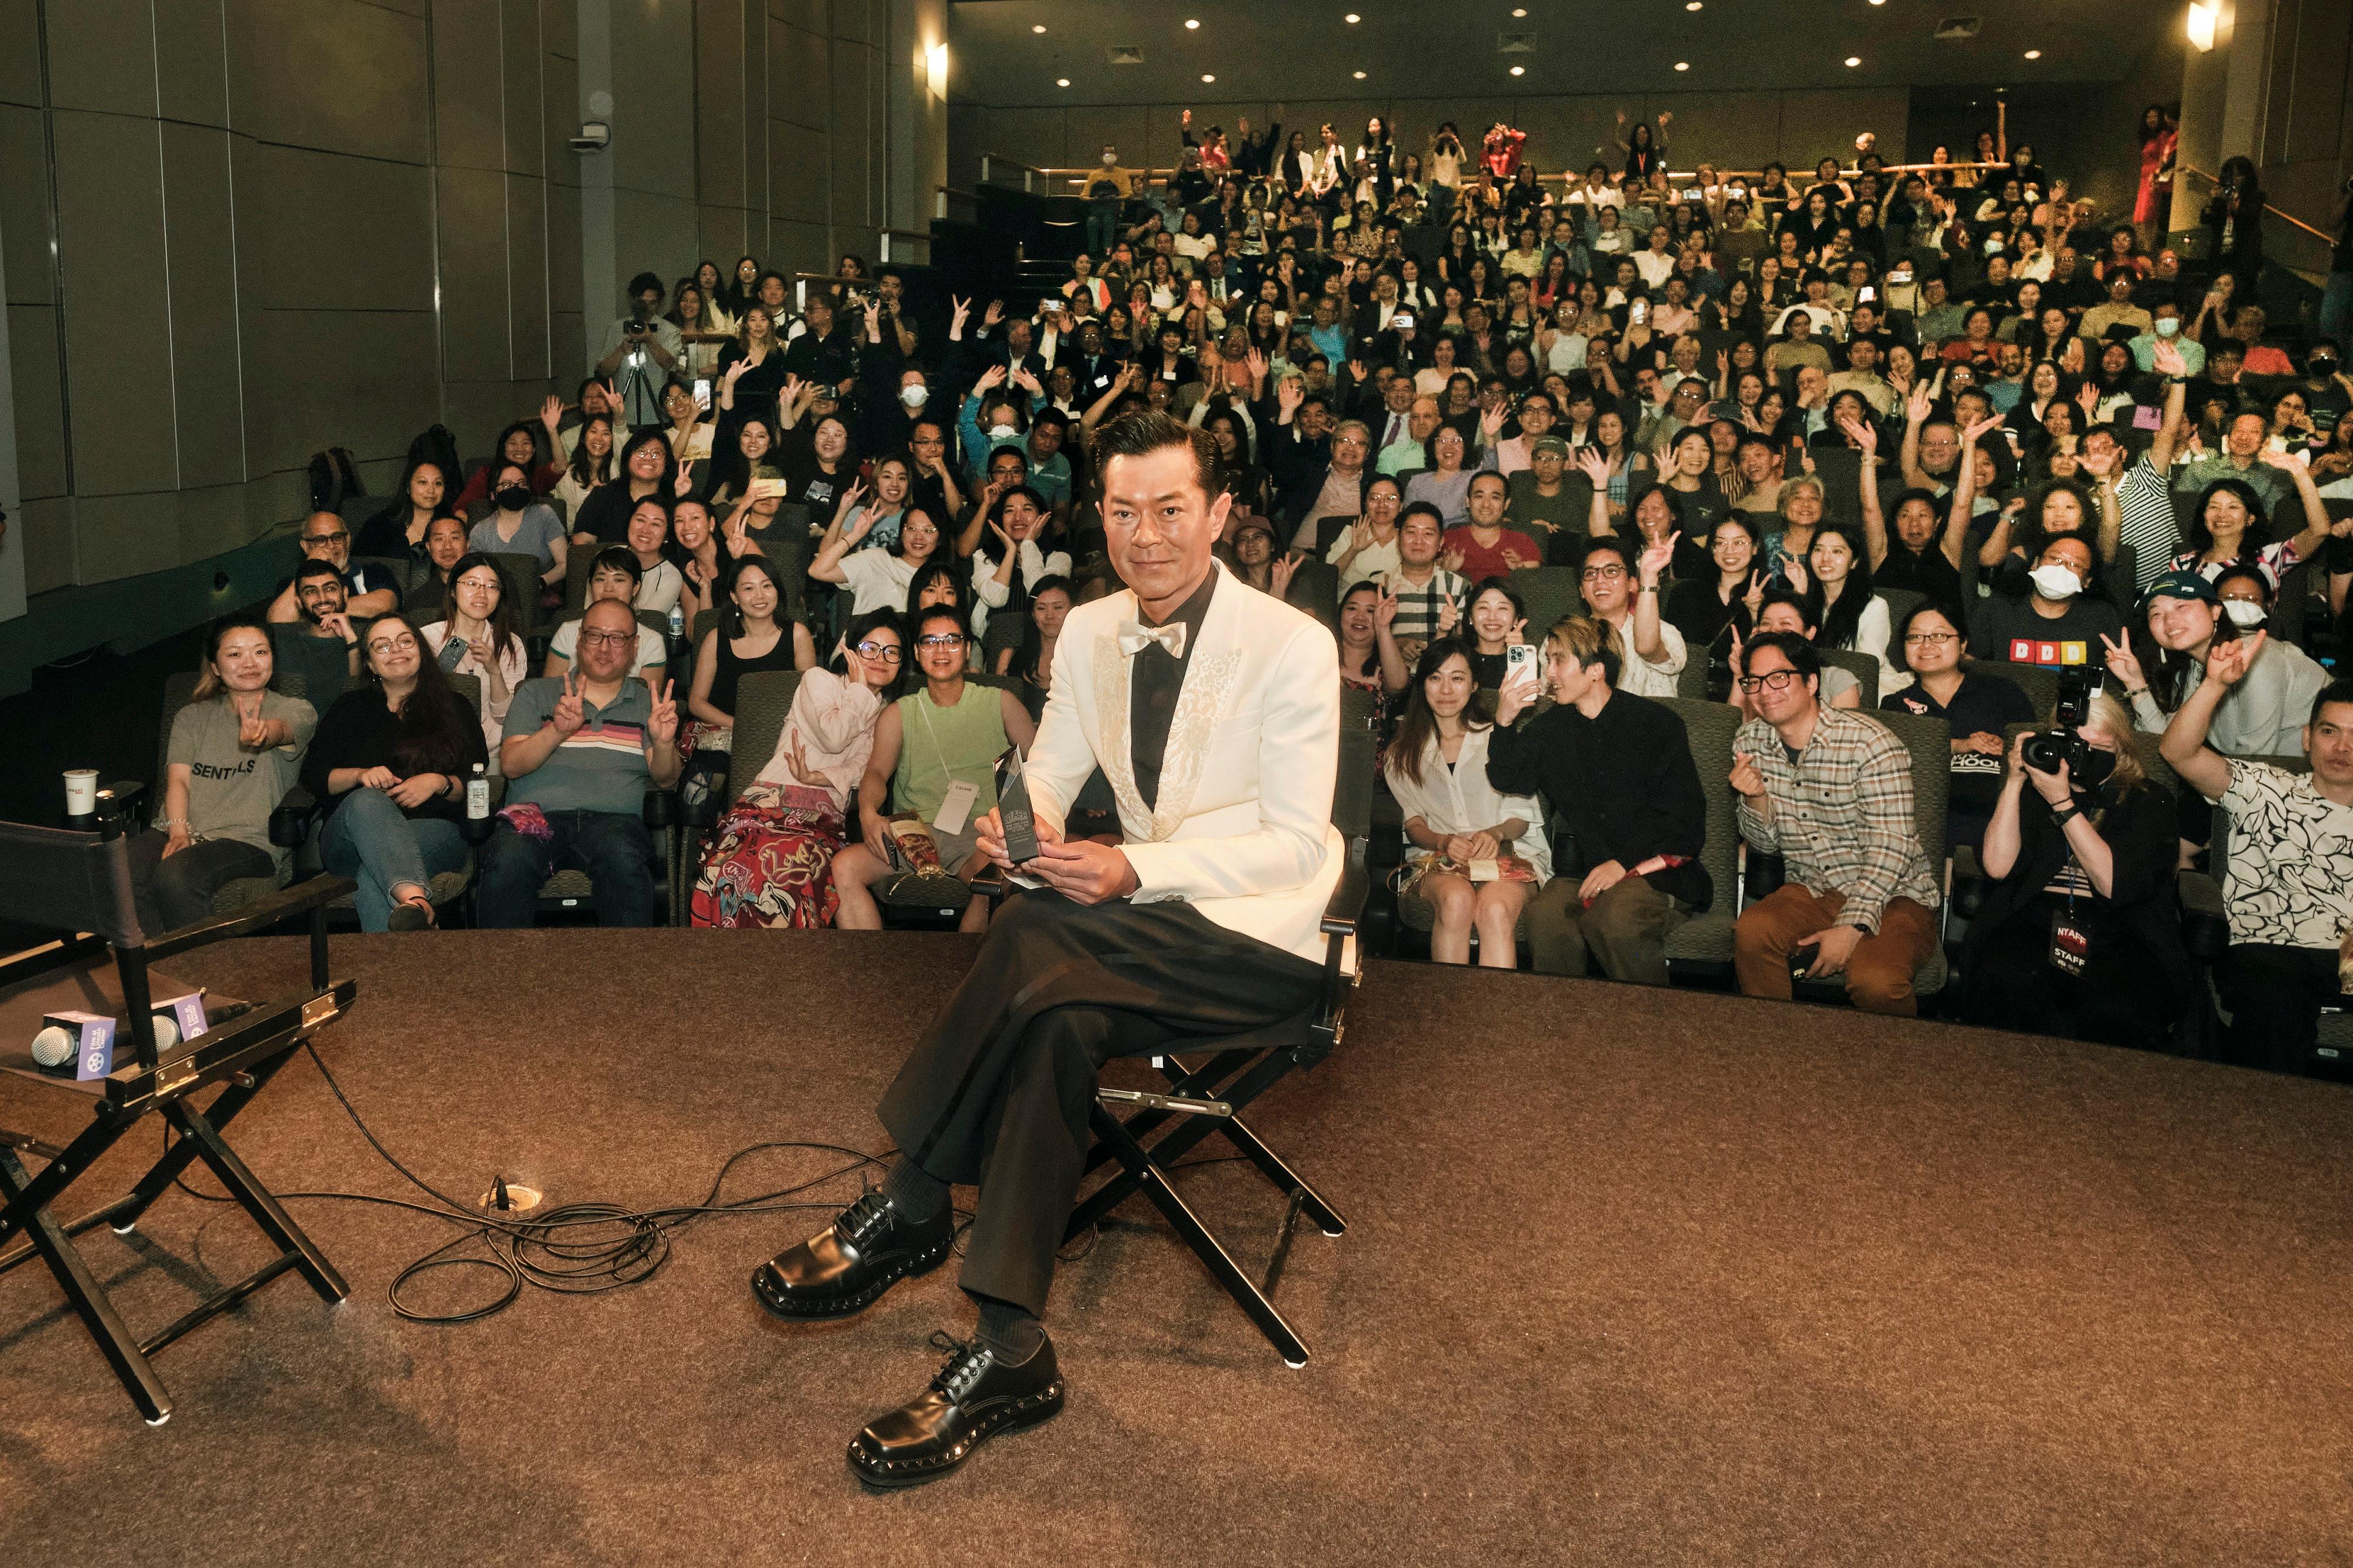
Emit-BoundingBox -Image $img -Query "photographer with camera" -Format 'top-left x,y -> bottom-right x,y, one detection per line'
1955,682 -> 2188,1051
597,272 -> 684,428
2161,638 -> 2353,1075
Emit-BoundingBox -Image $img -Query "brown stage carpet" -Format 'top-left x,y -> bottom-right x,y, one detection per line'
1,930 -> 2348,1566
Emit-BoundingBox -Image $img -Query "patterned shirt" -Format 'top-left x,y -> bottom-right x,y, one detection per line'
1735,708 -> 1943,932
2217,760 -> 2353,949
1380,566 -> 1469,650
2113,458 -> 2179,593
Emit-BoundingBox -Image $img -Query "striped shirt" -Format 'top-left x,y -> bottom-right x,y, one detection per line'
2114,458 -> 2180,593
1736,708 -> 1943,932
1380,566 -> 1469,650
501,676 -> 656,817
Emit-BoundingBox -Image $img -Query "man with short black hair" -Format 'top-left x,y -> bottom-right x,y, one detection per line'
1728,631 -> 1942,1015
267,511 -> 398,623
597,271 -> 681,425
2163,653 -> 2353,1074
272,558 -> 362,702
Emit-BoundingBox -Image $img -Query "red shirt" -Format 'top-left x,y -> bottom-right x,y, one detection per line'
1481,128 -> 1527,179
1443,525 -> 1542,579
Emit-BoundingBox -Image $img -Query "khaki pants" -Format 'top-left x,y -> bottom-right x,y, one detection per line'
1525,874 -> 1685,986
1732,884 -> 1938,1017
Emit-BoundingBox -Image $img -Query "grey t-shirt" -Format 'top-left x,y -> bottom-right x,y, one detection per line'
500,676 -> 654,817
469,505 -> 568,574
169,691 -> 318,865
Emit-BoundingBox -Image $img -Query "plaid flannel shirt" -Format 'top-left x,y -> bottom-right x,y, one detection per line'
1382,568 -> 1469,648
1735,709 -> 1942,933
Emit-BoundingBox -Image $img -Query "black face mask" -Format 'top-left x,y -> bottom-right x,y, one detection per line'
494,485 -> 532,512
2311,357 -> 2338,377
2072,746 -> 2117,792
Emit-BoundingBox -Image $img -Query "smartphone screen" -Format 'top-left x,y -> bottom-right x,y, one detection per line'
692,378 -> 712,412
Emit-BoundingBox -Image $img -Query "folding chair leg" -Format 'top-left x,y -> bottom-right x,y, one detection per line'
164,1097 -> 347,1303
1091,1106 -> 1312,1367
0,1145 -> 173,1425
108,1056 -> 282,1236
1200,1113 -> 1347,1237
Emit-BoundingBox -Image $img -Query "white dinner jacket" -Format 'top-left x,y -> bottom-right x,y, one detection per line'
1029,560 -> 1344,963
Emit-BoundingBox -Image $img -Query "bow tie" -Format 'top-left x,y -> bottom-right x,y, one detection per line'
1115,620 -> 1188,660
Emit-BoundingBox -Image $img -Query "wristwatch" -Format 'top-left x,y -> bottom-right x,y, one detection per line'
2049,802 -> 2082,827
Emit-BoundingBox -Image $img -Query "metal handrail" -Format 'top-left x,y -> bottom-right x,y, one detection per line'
2178,162 -> 2334,246
1027,159 -> 2015,194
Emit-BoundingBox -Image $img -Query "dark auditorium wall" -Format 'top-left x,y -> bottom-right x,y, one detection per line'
948,89 -> 1913,190
0,0 -> 945,693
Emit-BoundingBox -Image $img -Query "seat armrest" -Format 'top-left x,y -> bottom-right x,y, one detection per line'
1320,859 -> 1371,936
269,786 -> 320,849
643,786 -> 679,828
142,875 -> 359,960
681,788 -> 726,829
2179,870 -> 2229,963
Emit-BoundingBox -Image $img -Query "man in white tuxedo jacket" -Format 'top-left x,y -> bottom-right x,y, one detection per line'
752,411 -> 1342,1487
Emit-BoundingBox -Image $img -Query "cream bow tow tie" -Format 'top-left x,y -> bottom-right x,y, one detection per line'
1115,620 -> 1188,659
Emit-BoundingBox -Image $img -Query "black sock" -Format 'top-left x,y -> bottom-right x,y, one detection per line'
971,1293 -> 1044,1365
878,1156 -> 949,1222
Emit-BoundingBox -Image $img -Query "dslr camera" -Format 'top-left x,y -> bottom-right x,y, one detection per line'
2021,667 -> 2094,775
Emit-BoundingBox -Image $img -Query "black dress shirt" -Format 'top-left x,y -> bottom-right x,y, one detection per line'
1130,569 -> 1221,813
1485,689 -> 1714,910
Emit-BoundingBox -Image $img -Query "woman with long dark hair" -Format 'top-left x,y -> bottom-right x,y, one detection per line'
2135,106 -> 2179,246
996,573 -> 1072,715
690,609 -> 905,929
2205,155 -> 2267,295
686,554 -> 813,759
419,551 -> 527,753
571,428 -> 679,548
554,412 -> 617,516
1383,638 -> 1550,967
301,611 -> 485,931
1790,521 -> 1895,690
356,455 -> 458,561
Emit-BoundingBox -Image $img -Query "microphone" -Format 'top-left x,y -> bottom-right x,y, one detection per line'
31,1012 -> 116,1080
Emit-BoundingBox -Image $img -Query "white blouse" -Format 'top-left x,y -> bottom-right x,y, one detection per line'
755,667 -> 885,809
419,620 -> 530,759
1381,726 -> 1552,883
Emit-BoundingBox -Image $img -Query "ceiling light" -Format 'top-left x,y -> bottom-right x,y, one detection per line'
1511,6 -> 1527,14
1184,17 -> 1199,27
1686,1 -> 1701,8
1509,64 -> 1524,76
1844,55 -> 1862,66
2188,1 -> 2218,49
2023,48 -> 2041,58
1056,77 -> 1070,86
1347,12 -> 1363,21
1031,23 -> 1045,32
1353,69 -> 1367,79
1675,61 -> 1689,71
1201,72 -> 1215,81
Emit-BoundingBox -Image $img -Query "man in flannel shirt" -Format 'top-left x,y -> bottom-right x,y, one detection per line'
1728,631 -> 1943,1015
1378,503 -> 1469,665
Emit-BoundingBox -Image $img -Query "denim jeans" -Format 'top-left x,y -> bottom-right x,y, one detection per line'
124,829 -> 275,938
1086,201 -> 1120,256
476,809 -> 661,928
318,788 -> 471,932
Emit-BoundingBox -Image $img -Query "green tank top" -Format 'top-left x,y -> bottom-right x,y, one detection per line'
895,683 -> 1008,822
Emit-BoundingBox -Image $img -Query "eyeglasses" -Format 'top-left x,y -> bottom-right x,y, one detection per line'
577,629 -> 636,648
1581,564 -> 1627,581
366,634 -> 419,656
1332,436 -> 1367,449
917,634 -> 966,650
1903,631 -> 1958,646
1737,669 -> 1804,693
854,640 -> 905,662
302,532 -> 349,546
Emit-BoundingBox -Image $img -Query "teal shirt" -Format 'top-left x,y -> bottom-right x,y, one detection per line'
501,676 -> 654,816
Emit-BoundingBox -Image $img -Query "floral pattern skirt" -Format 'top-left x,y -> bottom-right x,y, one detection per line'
690,782 -> 846,929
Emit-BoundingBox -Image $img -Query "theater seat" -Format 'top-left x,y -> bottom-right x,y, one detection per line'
1657,697 -> 1742,979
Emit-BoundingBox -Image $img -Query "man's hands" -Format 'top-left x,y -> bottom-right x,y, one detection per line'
974,809 -> 1139,905
2152,338 -> 2187,379
318,611 -> 356,645
552,670 -> 586,736
647,678 -> 679,749
1729,748 -> 1767,799
1578,858 -> 1628,905
1797,923 -> 1865,979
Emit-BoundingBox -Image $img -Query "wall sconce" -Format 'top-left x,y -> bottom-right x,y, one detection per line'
926,41 -> 948,98
2187,2 -> 2217,51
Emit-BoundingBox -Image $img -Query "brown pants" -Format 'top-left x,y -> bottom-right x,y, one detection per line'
1525,874 -> 1685,986
1732,884 -> 1939,1017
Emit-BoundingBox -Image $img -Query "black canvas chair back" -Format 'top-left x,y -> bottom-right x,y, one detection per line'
0,820 -> 358,1424
1061,725 -> 1375,1367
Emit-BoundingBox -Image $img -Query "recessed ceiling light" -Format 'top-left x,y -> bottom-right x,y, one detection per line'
1347,11 -> 1363,21
1511,6 -> 1527,14
1844,55 -> 1862,66
1509,64 -> 1524,75
1686,1 -> 1701,8
1184,17 -> 1199,26
1056,77 -> 1070,86
1675,61 -> 1689,71
2023,48 -> 2041,58
1201,72 -> 1215,81
1031,23 -> 1045,32
1353,69 -> 1367,79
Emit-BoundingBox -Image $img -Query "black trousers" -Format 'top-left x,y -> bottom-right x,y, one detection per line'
876,889 -> 1324,1317
2218,942 -> 2343,1075
1957,908 -> 2182,1054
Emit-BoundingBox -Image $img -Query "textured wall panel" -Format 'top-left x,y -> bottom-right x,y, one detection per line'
434,0 -> 508,174
829,42 -> 873,227
161,124 -> 247,490
508,178 -> 551,375
439,165 -> 514,381
0,104 -> 54,307
501,0 -> 544,176
772,24 -> 831,131
46,0 -> 157,118
155,0 -> 230,129
52,112 -> 175,499
233,143 -> 436,313
0,0 -> 41,108
226,0 -> 430,166
6,303 -> 65,500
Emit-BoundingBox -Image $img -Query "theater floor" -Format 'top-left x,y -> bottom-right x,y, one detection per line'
1,929 -> 2347,1566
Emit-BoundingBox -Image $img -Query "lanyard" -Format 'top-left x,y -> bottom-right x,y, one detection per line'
912,691 -> 984,785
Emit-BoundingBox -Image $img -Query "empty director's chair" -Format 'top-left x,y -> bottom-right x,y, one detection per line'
0,816 -> 359,1424
1058,725 -> 1375,1367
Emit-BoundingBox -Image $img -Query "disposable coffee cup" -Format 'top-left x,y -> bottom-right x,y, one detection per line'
64,769 -> 98,817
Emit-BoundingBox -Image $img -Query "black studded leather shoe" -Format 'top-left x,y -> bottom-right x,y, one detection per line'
751,1190 -> 954,1321
849,1330 -> 1065,1487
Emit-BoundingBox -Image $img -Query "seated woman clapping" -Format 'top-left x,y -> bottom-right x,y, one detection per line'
1382,636 -> 1552,967
421,551 -> 529,757
1955,692 -> 2191,1050
685,554 -> 815,758
128,615 -> 318,936
691,610 -> 905,928
829,603 -> 1037,934
299,612 -> 488,930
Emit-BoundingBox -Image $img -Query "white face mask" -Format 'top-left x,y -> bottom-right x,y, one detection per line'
900,384 -> 928,409
2029,563 -> 2083,600
2222,599 -> 2268,628
2154,317 -> 2181,338
989,422 -> 1017,439
1102,153 -> 1117,166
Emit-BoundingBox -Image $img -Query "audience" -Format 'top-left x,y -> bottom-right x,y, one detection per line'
1879,601 -> 2035,849
300,613 -> 487,932
545,549 -> 669,690
419,552 -> 529,756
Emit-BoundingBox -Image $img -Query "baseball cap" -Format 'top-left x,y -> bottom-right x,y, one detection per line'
1532,435 -> 1571,459
2138,568 -> 2219,609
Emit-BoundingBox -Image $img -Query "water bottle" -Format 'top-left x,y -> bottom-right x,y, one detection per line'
668,603 -> 685,645
466,763 -> 489,822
